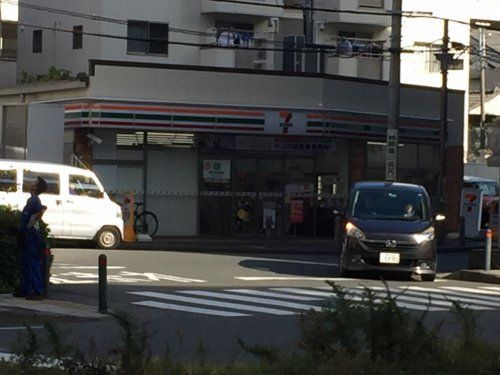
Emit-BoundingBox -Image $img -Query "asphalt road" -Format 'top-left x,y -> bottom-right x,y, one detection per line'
1,248 -> 498,363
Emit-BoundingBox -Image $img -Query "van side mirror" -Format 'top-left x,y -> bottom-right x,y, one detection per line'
435,214 -> 446,222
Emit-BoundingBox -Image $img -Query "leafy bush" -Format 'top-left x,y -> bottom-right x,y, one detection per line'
0,205 -> 52,293
0,206 -> 22,293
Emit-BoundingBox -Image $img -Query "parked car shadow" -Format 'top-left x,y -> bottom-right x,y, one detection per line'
238,258 -> 337,278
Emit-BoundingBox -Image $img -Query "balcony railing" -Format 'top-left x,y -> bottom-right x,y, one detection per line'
201,0 -> 284,18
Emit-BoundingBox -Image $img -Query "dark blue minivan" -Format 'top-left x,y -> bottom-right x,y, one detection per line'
340,182 -> 445,281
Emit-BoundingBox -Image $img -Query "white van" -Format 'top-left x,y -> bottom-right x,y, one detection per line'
0,160 -> 124,249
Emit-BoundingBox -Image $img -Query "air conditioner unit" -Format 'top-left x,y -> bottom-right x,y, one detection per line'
267,17 -> 280,33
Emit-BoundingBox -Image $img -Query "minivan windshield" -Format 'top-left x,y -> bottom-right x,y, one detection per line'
352,188 -> 429,221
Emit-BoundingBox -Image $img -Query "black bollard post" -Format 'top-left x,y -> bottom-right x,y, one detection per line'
98,254 -> 108,314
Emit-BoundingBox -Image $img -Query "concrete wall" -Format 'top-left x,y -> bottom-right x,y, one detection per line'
26,103 -> 64,163
0,61 -> 17,87
465,163 -> 500,182
17,0 -> 102,78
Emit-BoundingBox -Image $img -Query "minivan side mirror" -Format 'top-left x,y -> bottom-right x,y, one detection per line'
435,214 -> 446,222
333,207 -> 346,217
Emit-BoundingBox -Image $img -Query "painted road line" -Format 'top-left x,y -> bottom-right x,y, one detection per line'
0,326 -> 43,331
120,272 -> 206,283
346,288 -> 492,311
52,266 -> 126,270
179,290 -> 322,311
235,277 -> 354,281
224,289 -> 323,301
132,301 -> 250,317
49,278 -> 96,285
128,291 -> 294,315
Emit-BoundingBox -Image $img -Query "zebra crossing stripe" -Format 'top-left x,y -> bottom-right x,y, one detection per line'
270,288 -> 335,298
440,286 -> 500,297
132,301 -> 250,317
347,288 -> 492,311
224,289 -> 322,301
478,286 -> 500,292
406,286 -> 500,304
128,291 -> 295,315
273,287 -> 445,312
179,290 -> 322,311
350,286 -> 500,309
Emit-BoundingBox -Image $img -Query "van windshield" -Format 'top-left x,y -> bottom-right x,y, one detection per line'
352,189 -> 429,221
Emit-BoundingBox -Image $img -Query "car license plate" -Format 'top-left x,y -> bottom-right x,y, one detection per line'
379,252 -> 400,264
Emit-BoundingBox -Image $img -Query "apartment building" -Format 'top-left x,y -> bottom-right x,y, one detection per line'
5,0 -> 498,236
0,2 -> 17,87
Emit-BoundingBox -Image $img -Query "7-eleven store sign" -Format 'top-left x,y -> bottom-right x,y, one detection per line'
460,188 -> 484,238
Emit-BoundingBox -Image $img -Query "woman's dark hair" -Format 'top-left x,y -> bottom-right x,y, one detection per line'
36,177 -> 47,195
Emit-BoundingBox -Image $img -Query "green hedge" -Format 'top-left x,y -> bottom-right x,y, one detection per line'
0,205 -> 51,294
0,206 -> 22,293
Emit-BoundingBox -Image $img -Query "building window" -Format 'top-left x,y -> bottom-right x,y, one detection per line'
1,21 -> 17,60
415,42 -> 441,73
73,25 -> 83,50
127,21 -> 169,55
215,21 -> 254,47
32,30 -> 42,53
358,0 -> 384,8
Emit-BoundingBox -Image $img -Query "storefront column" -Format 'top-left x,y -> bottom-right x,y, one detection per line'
348,140 -> 367,188
444,145 -> 463,232
143,131 -> 149,212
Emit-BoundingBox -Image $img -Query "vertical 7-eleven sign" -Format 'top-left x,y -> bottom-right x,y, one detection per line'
460,188 -> 484,239
279,112 -> 293,134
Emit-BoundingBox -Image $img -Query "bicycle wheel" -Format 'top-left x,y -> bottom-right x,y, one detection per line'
134,211 -> 159,237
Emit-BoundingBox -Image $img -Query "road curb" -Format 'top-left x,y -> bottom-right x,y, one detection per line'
0,295 -> 109,319
444,270 -> 500,284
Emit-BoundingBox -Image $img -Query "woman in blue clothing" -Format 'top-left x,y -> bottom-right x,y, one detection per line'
19,177 -> 47,300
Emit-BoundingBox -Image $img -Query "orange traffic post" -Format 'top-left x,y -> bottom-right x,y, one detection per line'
486,229 -> 492,271
123,192 -> 136,242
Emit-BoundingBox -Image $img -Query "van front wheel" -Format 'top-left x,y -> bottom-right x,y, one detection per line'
96,227 -> 121,249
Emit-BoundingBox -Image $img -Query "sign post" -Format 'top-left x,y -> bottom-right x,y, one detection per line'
385,129 -> 398,182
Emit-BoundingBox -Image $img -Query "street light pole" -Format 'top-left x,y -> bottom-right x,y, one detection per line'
385,0 -> 402,182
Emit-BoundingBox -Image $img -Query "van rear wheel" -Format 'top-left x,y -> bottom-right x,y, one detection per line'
96,227 -> 121,249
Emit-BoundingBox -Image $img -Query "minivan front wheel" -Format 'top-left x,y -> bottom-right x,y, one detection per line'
96,227 -> 121,249
421,274 -> 436,282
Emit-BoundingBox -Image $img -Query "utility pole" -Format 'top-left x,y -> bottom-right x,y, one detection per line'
385,0 -> 402,182
478,23 -> 490,149
438,19 -> 449,211
303,0 -> 316,72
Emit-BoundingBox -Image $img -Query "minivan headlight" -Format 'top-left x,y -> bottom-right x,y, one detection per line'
346,222 -> 366,240
413,227 -> 435,244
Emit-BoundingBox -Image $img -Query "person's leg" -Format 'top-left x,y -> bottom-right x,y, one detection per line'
24,233 -> 44,297
21,245 -> 32,297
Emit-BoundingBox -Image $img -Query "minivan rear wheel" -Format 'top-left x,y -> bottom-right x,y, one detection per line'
96,227 -> 121,249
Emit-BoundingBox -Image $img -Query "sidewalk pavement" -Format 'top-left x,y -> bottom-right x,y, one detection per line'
0,294 -> 107,320
445,270 -> 500,285
119,235 -> 482,254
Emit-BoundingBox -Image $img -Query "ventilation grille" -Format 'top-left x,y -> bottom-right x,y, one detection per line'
116,132 -> 194,148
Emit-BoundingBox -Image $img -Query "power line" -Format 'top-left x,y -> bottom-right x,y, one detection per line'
17,21 -> 391,57
0,0 -> 289,46
210,0 -> 500,32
